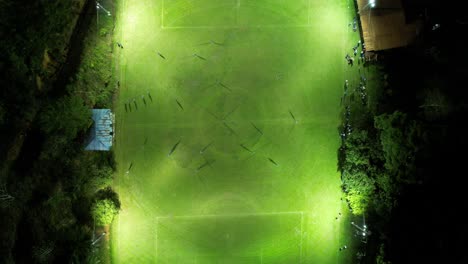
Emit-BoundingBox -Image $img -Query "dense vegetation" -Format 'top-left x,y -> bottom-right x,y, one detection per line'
340,2 -> 468,262
0,0 -> 118,262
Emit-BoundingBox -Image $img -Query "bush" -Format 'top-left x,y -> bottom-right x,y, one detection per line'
91,199 -> 119,226
343,171 -> 375,215
92,187 -> 120,226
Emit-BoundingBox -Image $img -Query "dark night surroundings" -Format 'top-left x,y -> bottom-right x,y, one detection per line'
1,0 -> 468,263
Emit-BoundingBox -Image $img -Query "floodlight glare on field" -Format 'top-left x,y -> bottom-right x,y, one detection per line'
370,0 -> 376,8
113,0 -> 353,262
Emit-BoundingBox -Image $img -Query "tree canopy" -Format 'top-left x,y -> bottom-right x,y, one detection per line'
39,95 -> 91,139
92,187 -> 120,226
374,111 -> 425,184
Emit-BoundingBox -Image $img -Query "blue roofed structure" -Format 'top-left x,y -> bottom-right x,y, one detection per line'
85,109 -> 114,151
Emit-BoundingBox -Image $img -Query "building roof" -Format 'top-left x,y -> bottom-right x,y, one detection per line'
84,109 -> 114,151
357,0 -> 422,51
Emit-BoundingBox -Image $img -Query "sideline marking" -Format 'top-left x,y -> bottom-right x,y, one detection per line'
161,0 -> 164,28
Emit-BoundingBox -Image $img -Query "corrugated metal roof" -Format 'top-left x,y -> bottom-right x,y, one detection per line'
84,109 -> 114,151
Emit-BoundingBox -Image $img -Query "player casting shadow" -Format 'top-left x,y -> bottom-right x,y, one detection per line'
168,140 -> 181,156
268,157 -> 279,166
193,53 -> 207,61
200,142 -> 213,154
251,122 -> 263,135
195,40 -> 225,46
176,99 -> 184,111
147,91 -> 153,102
156,51 -> 166,59
193,159 -> 216,189
289,110 -> 298,124
218,81 -> 232,92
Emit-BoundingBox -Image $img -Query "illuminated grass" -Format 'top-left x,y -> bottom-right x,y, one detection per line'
113,0 -> 357,263
155,213 -> 302,262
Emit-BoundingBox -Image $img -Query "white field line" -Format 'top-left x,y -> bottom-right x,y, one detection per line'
154,217 -> 159,260
161,0 -> 312,29
162,24 -> 313,29
236,0 -> 241,25
300,211 -> 304,263
161,0 -> 164,28
155,211 -> 304,219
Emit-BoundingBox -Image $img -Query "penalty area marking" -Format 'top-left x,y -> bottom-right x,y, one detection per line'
161,0 -> 312,29
154,211 -> 305,262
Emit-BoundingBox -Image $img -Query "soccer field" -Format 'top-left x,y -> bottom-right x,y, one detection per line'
113,0 -> 357,263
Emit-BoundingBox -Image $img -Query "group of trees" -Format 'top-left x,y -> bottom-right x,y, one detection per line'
341,111 -> 426,216
0,0 -> 119,263
339,74 -> 435,264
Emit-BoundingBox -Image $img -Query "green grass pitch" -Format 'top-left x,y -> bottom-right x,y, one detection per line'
113,0 -> 359,263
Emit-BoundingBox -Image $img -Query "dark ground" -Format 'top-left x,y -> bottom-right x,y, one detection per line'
381,2 -> 468,263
